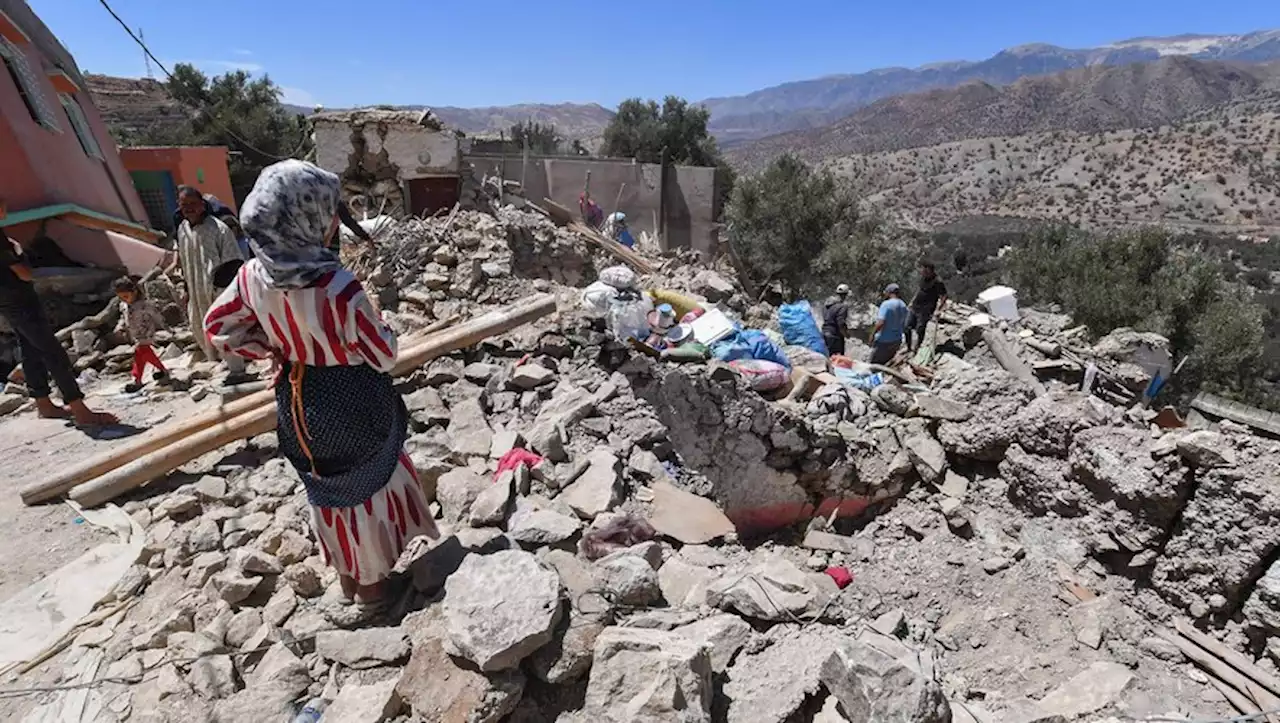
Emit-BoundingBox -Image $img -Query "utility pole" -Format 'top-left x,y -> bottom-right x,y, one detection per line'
140,27 -> 152,79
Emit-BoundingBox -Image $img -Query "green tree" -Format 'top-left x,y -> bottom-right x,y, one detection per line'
121,63 -> 312,203
725,154 -> 909,297
509,120 -> 560,154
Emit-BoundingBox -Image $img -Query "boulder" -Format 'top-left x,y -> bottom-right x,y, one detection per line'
820,639 -> 949,723
560,447 -> 623,519
697,271 -> 736,303
436,468 -> 489,524
898,424 -> 947,484
646,480 -> 735,545
443,550 -> 563,671
583,627 -> 713,723
914,394 -> 971,422
1176,430 -> 1238,469
1037,662 -> 1134,720
396,632 -> 525,723
469,473 -> 514,527
724,626 -> 842,723
1012,392 -> 1112,458
509,508 -> 582,546
248,643 -> 310,698
706,557 -> 823,622
315,627 -> 410,669
325,677 -> 403,722
673,614 -> 752,673
187,655 -> 238,699
658,556 -> 718,608
595,553 -> 661,606
511,364 -> 555,390
447,397 -> 494,457
529,610 -> 605,684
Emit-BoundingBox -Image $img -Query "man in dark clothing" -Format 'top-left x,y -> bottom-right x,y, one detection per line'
906,262 -> 948,352
822,284 -> 851,356
0,216 -> 117,427
329,201 -> 373,253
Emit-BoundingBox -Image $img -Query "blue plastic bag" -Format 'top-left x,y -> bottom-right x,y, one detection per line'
778,301 -> 828,356
739,330 -> 792,369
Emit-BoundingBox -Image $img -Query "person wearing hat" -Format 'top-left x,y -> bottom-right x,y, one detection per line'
822,284 -> 852,356
869,283 -> 909,365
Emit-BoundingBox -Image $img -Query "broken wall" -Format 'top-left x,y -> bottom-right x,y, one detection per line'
464,154 -> 720,256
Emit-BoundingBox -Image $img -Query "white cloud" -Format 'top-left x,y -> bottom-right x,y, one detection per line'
205,60 -> 264,73
232,48 -> 254,57
280,86 -> 320,108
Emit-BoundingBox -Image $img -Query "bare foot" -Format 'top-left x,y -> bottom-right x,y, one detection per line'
354,581 -> 386,605
34,397 -> 72,419
68,400 -> 118,427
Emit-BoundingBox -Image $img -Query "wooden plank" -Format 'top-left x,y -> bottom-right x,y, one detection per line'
537,198 -> 656,273
1161,629 -> 1280,713
1174,619 -> 1280,699
0,203 -> 164,243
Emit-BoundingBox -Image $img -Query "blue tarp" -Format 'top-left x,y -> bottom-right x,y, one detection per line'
711,330 -> 792,369
778,301 -> 828,356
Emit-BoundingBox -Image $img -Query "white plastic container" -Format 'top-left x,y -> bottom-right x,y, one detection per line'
977,286 -> 1020,321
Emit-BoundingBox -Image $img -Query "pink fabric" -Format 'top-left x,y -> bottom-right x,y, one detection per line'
493,448 -> 544,483
825,566 -> 854,589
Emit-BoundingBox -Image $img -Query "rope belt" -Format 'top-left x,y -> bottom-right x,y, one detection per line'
289,363 -> 318,476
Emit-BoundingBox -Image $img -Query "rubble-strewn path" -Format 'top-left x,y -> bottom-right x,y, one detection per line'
1,199 -> 1276,722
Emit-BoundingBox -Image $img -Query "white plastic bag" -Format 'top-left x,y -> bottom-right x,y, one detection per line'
607,294 -> 654,341
599,265 -> 638,291
581,281 -> 620,315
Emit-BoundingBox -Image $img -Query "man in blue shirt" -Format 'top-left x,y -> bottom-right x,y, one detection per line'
870,283 -> 909,365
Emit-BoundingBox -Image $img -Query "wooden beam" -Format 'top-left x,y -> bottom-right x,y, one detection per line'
0,203 -> 163,243
63,295 -> 558,508
1174,619 -> 1280,699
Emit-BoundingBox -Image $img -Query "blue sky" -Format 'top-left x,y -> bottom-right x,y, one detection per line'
31,0 -> 1280,109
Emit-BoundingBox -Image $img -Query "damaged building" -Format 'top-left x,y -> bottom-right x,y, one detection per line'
312,108 -> 723,256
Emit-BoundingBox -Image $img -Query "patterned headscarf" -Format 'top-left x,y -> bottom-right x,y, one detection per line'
240,159 -> 342,288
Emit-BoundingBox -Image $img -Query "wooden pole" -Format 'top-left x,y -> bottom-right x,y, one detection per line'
982,329 -> 1047,396
20,389 -> 275,505
1174,619 -> 1280,699
64,295 -> 558,508
1160,630 -> 1280,714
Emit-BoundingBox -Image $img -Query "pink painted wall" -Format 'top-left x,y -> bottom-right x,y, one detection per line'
0,8 -> 152,270
120,146 -> 237,211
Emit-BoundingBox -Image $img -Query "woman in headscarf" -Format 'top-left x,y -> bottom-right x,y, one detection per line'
204,160 -> 437,607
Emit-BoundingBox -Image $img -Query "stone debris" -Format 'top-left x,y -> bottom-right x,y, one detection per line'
21,202 -> 1280,723
443,550 -> 563,671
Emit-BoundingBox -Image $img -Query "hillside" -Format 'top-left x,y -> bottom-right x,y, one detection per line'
826,108 -> 1280,232
728,57 -> 1280,169
703,30 -> 1280,145
84,74 -> 190,142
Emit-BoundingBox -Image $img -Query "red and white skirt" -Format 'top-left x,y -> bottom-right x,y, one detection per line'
310,452 -> 438,586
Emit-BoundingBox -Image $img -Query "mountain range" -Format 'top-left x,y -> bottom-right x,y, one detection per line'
703,30 -> 1280,144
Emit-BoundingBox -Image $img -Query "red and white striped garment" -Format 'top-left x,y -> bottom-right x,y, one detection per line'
203,260 -> 397,371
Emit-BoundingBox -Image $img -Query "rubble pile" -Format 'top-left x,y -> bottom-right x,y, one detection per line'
14,196 -> 1280,723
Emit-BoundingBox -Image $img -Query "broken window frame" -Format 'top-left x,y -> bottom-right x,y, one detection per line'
0,36 -> 60,132
59,92 -> 102,160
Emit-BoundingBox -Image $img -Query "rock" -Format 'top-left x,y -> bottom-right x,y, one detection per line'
436,468 -> 489,524
871,608 -> 907,637
315,627 -> 410,668
527,386 -> 596,461
983,557 -> 1013,575
398,533 -> 466,594
673,614 -> 752,673
698,271 -> 736,303
208,571 -> 262,604
443,550 -> 563,671
448,397 -> 493,457
225,610 -> 261,648
425,357 -> 463,386
915,394 -> 971,422
803,530 -> 858,554
0,392 -> 24,415
187,655 -> 238,699
707,556 -> 823,621
193,475 -> 229,501
248,643 -> 310,698
939,470 -> 969,500
469,473 -> 513,527
274,530 -> 312,565
872,385 -> 915,417
247,458 -> 297,497
155,493 -> 200,519
511,364 -> 554,390
509,508 -> 582,546
724,626 -> 839,723
262,587 -> 297,628
237,549 -> 283,575
1037,662 -> 1134,719
190,551 -> 228,587
530,610 -> 605,684
899,427 -> 947,484
396,630 -> 524,723
820,639 -> 949,723
595,553 -> 661,606
658,556 -> 717,608
325,677 -> 403,722
1176,430 -> 1237,469
464,362 -> 498,384
646,480 -> 735,545
583,627 -> 713,723
561,447 -> 622,519
490,429 -> 526,459
282,564 -> 323,597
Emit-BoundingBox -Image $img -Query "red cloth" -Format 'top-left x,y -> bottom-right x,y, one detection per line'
824,566 -> 854,589
492,448 -> 545,483
131,344 -> 166,384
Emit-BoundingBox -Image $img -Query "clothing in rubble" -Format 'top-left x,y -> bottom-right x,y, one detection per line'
205,159 -> 437,591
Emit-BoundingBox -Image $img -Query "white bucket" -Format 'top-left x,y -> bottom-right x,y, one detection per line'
977,286 -> 1020,321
